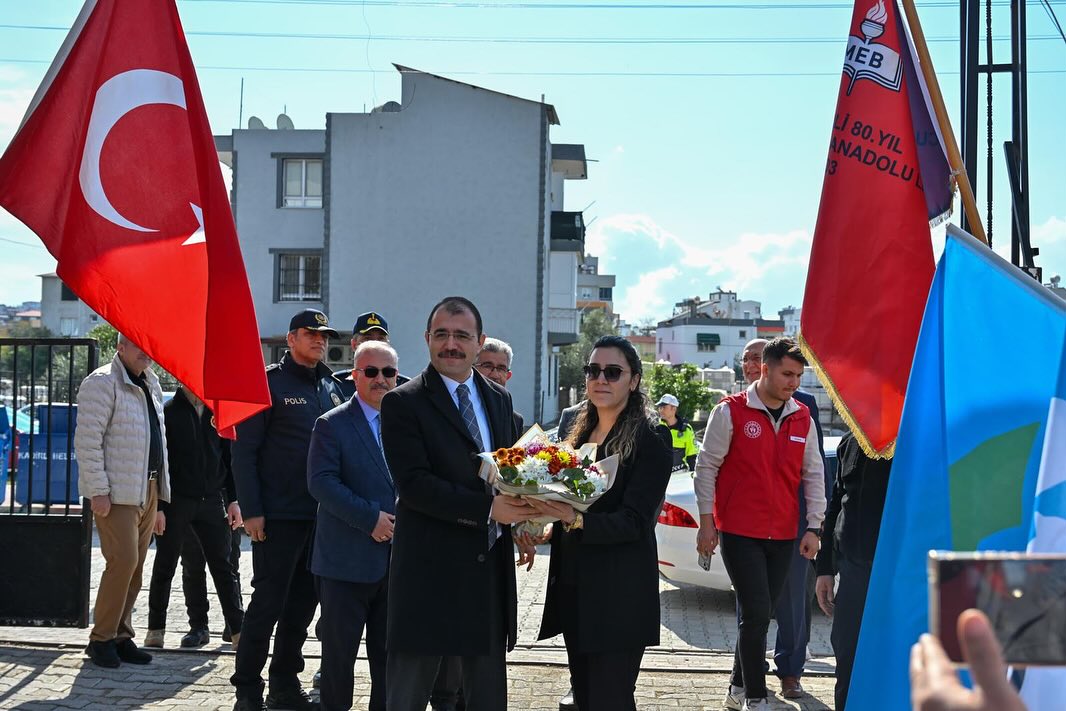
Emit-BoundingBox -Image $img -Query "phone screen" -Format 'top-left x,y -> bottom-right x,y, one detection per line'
929,552 -> 1066,667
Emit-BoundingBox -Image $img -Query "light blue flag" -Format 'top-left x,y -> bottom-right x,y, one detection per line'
847,225 -> 1066,710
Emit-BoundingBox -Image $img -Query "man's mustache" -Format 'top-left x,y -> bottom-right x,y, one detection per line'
437,349 -> 465,359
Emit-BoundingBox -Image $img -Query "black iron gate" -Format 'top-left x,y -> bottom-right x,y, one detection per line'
0,338 -> 97,626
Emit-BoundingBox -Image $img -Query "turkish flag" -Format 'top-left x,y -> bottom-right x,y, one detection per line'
0,0 -> 269,433
800,0 -> 953,457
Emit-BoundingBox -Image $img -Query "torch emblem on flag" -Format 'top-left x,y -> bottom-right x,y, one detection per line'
844,0 -> 903,95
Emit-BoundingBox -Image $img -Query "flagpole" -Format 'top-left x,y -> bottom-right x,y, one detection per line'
899,0 -> 988,246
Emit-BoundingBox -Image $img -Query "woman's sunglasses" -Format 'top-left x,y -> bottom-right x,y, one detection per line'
583,364 -> 628,382
356,366 -> 398,379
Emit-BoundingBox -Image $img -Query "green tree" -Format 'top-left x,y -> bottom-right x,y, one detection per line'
86,323 -> 118,363
558,310 -> 618,396
647,362 -> 717,421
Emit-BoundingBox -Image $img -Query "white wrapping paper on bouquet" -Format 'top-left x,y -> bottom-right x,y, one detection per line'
477,424 -> 619,538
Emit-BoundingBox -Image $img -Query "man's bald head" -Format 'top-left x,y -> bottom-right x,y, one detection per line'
741,338 -> 769,385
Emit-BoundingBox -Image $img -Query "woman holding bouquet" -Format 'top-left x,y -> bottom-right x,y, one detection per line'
529,335 -> 672,711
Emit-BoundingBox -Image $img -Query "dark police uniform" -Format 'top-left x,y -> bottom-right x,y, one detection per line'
230,310 -> 345,708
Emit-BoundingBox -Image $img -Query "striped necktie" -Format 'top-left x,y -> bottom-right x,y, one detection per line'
456,383 -> 497,547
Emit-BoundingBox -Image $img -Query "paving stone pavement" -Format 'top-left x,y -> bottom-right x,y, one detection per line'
0,532 -> 838,709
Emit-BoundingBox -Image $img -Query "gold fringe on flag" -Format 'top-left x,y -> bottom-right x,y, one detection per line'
797,332 -> 896,461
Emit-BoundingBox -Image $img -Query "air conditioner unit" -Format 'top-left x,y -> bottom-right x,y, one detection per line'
328,346 -> 344,363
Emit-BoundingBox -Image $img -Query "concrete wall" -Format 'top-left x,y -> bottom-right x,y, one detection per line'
231,128 -> 326,339
325,72 -> 549,423
40,276 -> 100,336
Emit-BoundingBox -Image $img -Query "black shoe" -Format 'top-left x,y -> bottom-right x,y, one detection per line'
311,670 -> 321,689
223,625 -> 233,643
233,698 -> 268,711
266,688 -> 316,710
85,640 -> 121,668
559,686 -> 578,711
115,638 -> 152,665
180,628 -> 210,648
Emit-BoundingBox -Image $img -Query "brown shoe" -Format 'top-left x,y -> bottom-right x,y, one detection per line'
781,676 -> 804,699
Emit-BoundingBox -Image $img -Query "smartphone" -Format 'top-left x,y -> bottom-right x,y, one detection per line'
928,551 -> 1066,667
698,551 -> 713,571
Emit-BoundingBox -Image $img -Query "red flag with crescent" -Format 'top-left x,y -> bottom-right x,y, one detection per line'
800,0 -> 954,458
0,0 -> 269,433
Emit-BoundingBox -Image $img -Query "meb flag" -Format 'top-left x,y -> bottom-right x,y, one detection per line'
847,225 -> 1066,710
800,0 -> 955,458
1018,350 -> 1066,706
0,0 -> 269,433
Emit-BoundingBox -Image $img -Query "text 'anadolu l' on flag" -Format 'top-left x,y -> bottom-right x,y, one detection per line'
0,0 -> 269,434
800,0 -> 954,458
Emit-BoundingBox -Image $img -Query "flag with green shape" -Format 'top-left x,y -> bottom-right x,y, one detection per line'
847,224 -> 1066,710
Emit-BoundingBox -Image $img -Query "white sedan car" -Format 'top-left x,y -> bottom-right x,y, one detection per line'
655,471 -> 733,590
655,436 -> 840,590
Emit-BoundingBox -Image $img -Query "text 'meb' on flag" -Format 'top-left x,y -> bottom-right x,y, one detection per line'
0,0 -> 269,433
800,0 -> 954,458
846,224 -> 1066,711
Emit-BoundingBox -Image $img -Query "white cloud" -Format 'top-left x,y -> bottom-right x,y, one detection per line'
586,213 -> 813,322
0,66 -> 26,83
0,87 -> 33,144
613,145 -> 624,154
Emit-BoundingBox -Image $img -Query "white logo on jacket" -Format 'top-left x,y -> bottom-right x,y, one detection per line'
743,421 -> 762,439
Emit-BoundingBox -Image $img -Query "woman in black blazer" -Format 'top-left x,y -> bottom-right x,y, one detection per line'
528,335 -> 672,711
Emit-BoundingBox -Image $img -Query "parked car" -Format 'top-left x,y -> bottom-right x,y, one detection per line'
655,435 -> 841,591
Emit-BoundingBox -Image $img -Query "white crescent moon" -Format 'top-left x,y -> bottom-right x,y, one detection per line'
78,69 -> 188,233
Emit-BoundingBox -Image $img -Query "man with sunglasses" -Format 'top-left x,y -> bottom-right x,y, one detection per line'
307,340 -> 399,711
381,296 -> 539,711
231,309 -> 346,711
334,312 -> 410,400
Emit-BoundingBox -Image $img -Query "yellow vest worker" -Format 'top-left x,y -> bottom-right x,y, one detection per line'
655,393 -> 698,472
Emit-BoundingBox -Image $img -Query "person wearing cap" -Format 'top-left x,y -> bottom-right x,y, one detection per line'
230,309 -> 346,711
334,312 -> 409,400
656,394 -> 698,473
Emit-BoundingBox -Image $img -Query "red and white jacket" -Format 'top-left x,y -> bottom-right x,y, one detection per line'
693,384 -> 825,540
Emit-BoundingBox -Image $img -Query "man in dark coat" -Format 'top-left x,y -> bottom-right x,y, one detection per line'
380,297 -> 538,711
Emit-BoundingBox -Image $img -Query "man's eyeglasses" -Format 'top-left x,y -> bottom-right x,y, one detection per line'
429,329 -> 476,344
356,366 -> 398,379
583,364 -> 628,382
476,362 -> 511,376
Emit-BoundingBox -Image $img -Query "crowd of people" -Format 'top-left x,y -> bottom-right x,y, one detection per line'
72,298 -> 1029,711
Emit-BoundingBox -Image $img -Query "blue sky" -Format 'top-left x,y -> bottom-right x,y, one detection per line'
1,0 -> 1064,323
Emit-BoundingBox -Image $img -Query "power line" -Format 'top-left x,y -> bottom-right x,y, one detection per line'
0,236 -> 46,249
176,0 -> 1064,9
2,23 -> 1062,45
1041,0 -> 1066,44
1,56 -> 1064,77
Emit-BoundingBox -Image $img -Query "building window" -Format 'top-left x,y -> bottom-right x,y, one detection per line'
281,158 -> 323,208
59,318 -> 76,336
579,287 -> 594,300
276,252 -> 322,302
60,283 -> 78,301
743,310 -> 751,319
697,333 -> 721,352
739,330 -> 746,338
598,287 -> 613,301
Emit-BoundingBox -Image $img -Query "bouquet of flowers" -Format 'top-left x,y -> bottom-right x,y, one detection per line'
477,425 -> 619,538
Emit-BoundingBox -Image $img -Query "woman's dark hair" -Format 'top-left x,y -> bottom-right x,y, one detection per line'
566,335 -> 653,463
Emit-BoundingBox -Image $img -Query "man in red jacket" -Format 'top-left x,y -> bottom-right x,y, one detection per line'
693,337 -> 825,711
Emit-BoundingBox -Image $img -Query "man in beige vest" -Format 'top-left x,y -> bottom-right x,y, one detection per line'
75,334 -> 171,668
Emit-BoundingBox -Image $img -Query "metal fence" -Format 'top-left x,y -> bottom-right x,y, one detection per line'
0,338 -> 97,626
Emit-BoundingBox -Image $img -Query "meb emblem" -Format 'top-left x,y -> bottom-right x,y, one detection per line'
331,393 -> 342,406
743,421 -> 762,439
315,312 -> 328,326
842,0 -> 903,96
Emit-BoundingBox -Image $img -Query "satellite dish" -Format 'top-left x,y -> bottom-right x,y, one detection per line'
247,116 -> 266,129
1052,275 -> 1062,287
277,113 -> 295,130
371,101 -> 402,113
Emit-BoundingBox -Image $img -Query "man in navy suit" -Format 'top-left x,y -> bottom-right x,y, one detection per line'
740,338 -> 826,701
307,340 -> 400,711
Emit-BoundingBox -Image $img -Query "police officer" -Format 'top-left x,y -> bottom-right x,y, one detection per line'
656,394 -> 698,472
230,309 -> 346,711
334,311 -> 409,400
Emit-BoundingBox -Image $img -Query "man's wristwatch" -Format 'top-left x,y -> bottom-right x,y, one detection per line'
806,526 -> 822,537
564,512 -> 584,532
